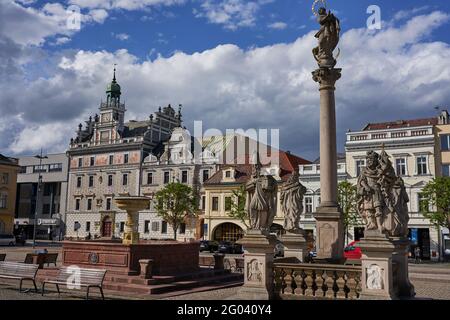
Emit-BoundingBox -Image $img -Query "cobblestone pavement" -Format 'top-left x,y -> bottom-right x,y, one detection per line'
1,244 -> 449,300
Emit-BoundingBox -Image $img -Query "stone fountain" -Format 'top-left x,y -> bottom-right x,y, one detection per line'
114,196 -> 150,245
61,196 -> 200,276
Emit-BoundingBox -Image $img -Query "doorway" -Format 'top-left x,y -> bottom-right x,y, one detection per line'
102,216 -> 112,237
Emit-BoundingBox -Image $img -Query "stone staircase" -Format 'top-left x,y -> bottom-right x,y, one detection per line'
37,267 -> 243,298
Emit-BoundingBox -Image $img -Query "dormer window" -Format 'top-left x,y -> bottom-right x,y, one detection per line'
225,170 -> 232,178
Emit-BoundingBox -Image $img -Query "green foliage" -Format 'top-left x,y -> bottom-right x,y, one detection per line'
153,183 -> 196,240
421,177 -> 450,230
228,185 -> 249,229
338,181 -> 361,229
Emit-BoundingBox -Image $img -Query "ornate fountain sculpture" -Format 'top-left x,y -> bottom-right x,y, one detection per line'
114,196 -> 151,245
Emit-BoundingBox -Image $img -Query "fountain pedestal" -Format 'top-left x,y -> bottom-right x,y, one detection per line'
114,197 -> 150,245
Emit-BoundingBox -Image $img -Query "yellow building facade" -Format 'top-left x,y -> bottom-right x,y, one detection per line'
0,155 -> 19,234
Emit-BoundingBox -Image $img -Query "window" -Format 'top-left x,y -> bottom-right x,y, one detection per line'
202,170 -> 209,182
77,177 -> 82,188
87,199 -> 92,211
179,223 -> 186,234
90,157 -> 95,167
417,156 -> 428,175
443,165 -> 450,177
201,196 -> 206,210
147,172 -> 153,185
43,204 -> 51,215
212,197 -> 219,211
305,197 -> 313,213
86,222 -> 91,232
144,220 -> 150,233
108,175 -> 113,186
75,199 -> 80,211
0,173 -> 9,184
396,158 -> 407,176
122,174 -> 128,186
0,193 -> 7,209
151,221 -> 159,232
355,159 -> 366,177
161,221 -> 168,234
109,155 -> 114,165
43,184 -> 53,196
88,176 -> 94,188
225,170 -> 231,178
181,170 -> 188,183
124,153 -> 129,164
74,221 -> 80,231
418,193 -> 428,212
120,222 -> 125,233
106,198 -> 112,211
164,172 -> 170,184
33,165 -> 47,173
49,163 -> 62,172
225,197 -> 232,211
78,158 -> 83,167
441,135 -> 450,151
19,166 -> 27,174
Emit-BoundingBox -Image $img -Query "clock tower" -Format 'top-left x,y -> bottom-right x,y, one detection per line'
96,67 -> 126,144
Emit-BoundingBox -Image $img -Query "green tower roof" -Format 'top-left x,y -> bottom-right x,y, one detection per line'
106,67 -> 121,95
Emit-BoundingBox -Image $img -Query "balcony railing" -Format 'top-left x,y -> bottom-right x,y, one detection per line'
273,261 -> 362,300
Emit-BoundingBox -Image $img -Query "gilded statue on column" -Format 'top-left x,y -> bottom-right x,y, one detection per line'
312,1 -> 341,68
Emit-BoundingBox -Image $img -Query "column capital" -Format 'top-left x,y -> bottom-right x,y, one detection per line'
312,68 -> 342,90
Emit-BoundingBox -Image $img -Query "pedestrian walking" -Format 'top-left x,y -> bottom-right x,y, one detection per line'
414,247 -> 421,264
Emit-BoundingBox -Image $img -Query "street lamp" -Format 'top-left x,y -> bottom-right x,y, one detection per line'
33,149 -> 48,248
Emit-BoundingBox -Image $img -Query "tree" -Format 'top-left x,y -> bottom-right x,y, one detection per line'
338,181 -> 361,243
421,177 -> 450,231
228,185 -> 249,229
153,182 -> 196,240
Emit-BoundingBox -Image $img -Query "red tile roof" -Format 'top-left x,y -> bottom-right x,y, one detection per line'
204,150 -> 311,185
363,117 -> 438,131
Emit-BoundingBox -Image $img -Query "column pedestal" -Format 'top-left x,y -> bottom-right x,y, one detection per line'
359,231 -> 397,300
235,230 -> 276,300
313,205 -> 344,263
392,237 -> 415,298
280,231 -> 308,262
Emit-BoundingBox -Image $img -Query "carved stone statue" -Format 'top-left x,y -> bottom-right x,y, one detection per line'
357,150 -> 410,237
280,169 -> 307,234
245,152 -> 277,232
312,7 -> 341,68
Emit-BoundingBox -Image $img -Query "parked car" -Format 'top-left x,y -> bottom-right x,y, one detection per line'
344,241 -> 362,260
0,234 -> 16,246
274,240 -> 284,258
218,241 -> 243,254
199,240 -> 219,253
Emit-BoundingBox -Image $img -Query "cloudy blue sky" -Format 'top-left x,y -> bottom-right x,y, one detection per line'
1,0 -> 450,160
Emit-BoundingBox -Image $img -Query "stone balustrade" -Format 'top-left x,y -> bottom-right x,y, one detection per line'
273,262 -> 362,300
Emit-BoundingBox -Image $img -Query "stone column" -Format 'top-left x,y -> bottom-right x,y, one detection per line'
312,67 -> 344,263
235,230 -> 277,300
359,232 -> 398,300
123,209 -> 140,245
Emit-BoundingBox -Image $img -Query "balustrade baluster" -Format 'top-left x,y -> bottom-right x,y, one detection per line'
290,269 -> 298,294
300,269 -> 308,295
311,270 -> 318,296
321,270 -> 328,297
332,271 -> 339,298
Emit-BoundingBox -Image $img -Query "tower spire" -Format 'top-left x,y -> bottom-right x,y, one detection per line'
113,64 -> 117,82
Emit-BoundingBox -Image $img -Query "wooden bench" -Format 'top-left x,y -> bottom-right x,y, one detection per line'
42,267 -> 107,300
44,253 -> 58,267
0,254 -> 5,262
0,261 -> 39,292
